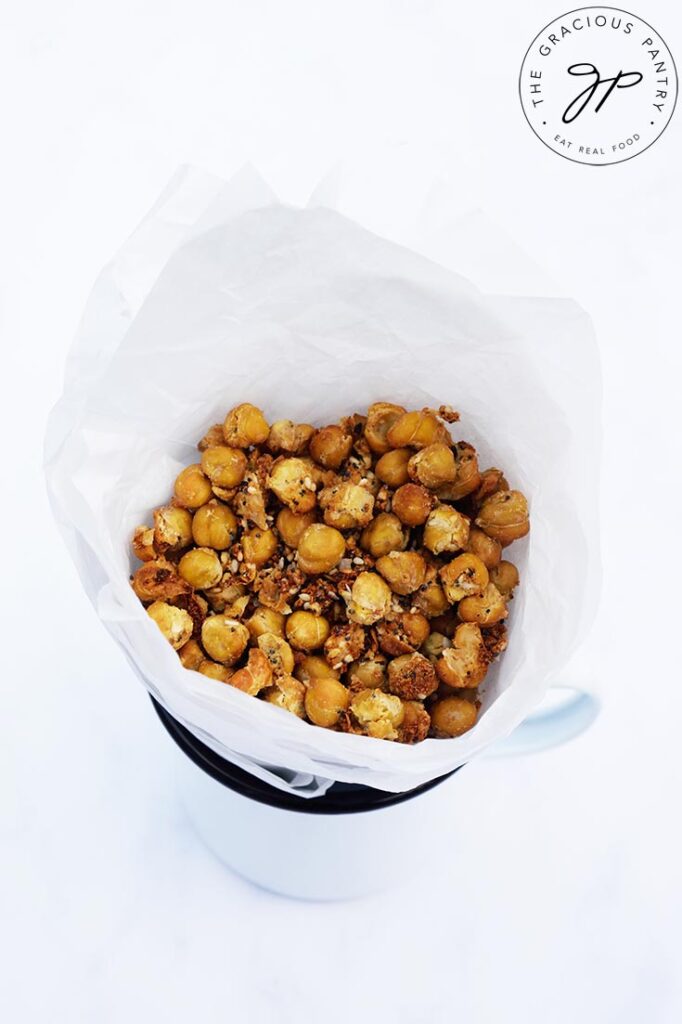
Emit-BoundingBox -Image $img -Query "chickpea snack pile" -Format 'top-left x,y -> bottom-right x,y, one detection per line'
131,402 -> 530,743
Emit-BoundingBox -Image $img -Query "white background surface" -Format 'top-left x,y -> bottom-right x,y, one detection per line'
1,1 -> 681,1022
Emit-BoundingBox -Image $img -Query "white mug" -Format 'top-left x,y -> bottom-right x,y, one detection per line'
158,684 -> 598,901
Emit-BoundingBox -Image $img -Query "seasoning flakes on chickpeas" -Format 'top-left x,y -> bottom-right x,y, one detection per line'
131,401 -> 530,742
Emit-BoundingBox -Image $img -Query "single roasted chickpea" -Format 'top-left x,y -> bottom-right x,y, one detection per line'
401,612 -> 431,648
421,631 -> 452,663
408,443 -> 457,488
375,447 -> 411,488
439,553 -> 489,602
345,572 -> 393,625
263,675 -> 306,717
230,647 -> 273,696
201,615 -> 249,664
436,622 -> 489,688
297,523 -> 346,574
348,657 -> 387,690
309,425 -> 353,469
275,508 -> 315,548
392,483 -> 434,526
267,457 -> 317,513
191,501 -> 238,549
386,410 -> 449,449
473,467 -> 510,506
294,654 -> 341,684
376,614 -> 429,656
132,525 -> 157,562
430,696 -> 478,737
360,512 -> 407,558
436,442 -> 481,501
490,560 -> 520,597
257,631 -> 295,675
200,445 -> 248,489
223,402 -> 270,447
304,676 -> 350,728
131,560 -> 190,603
387,652 -> 438,700
178,547 -> 223,589
423,505 -> 470,555
364,402 -> 407,454
153,505 -> 194,552
174,464 -> 213,509
324,622 -> 367,667
398,701 -> 431,743
267,419 -> 315,454
376,551 -> 427,596
458,583 -> 508,625
246,606 -> 286,639
319,482 -> 375,530
412,580 -> 450,619
466,525 -> 502,569
147,601 -> 194,650
197,423 -> 226,451
350,688 -> 405,740
242,527 -> 278,567
475,490 -> 529,546
178,639 -> 205,670
198,660 -> 233,683
286,610 -> 331,651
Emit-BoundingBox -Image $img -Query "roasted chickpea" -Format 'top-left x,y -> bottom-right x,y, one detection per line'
475,490 -> 530,546
345,572 -> 393,625
178,547 -> 223,589
286,610 -> 331,651
398,701 -> 431,743
131,560 -> 190,603
430,696 -> 478,737
230,648 -> 273,696
257,631 -> 295,675
392,483 -> 434,526
386,410 -> 449,449
132,525 -> 157,562
376,613 -> 430,656
436,623 -> 489,688
360,512 -> 407,558
267,419 -> 315,454
204,577 -> 246,614
173,464 -> 213,509
466,526 -> 502,569
201,615 -> 249,665
153,505 -> 194,552
490,560 -> 520,597
364,402 -> 406,454
263,675 -> 306,717
294,654 -> 340,684
348,657 -> 387,690
191,500 -> 238,549
412,580 -> 450,619
421,631 -> 452,663
436,442 -> 481,501
242,527 -> 278,567
223,402 -> 269,447
473,467 -> 509,506
200,445 -> 247,489
197,423 -> 225,451
387,652 -> 438,700
304,676 -> 350,728
376,551 -> 427,596
319,482 -> 375,530
407,443 -> 457,488
246,606 -> 286,639
276,508 -> 317,548
423,505 -> 470,555
458,583 -> 508,626
178,639 -> 205,670
374,448 -> 411,488
297,523 -> 346,574
147,601 -> 193,650
198,660 -> 233,683
350,688 -> 404,740
267,457 -> 317,514
309,425 -> 353,469
324,622 -> 367,667
439,553 -> 489,602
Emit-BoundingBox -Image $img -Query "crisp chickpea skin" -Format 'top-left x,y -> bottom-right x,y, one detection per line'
147,601 -> 194,650
178,639 -> 205,670
242,527 -> 278,567
430,696 -> 478,737
439,553 -> 489,602
373,446 -> 410,488
475,490 -> 530,546
257,632 -> 295,675
178,547 -> 223,589
198,660 -> 233,683
309,425 -> 353,469
423,505 -> 470,556
408,443 -> 457,488
458,582 -> 508,625
297,523 -> 345,574
153,505 -> 194,552
466,525 -> 502,569
387,653 -> 438,700
412,580 -> 450,619
386,410 -> 448,449
350,688 -> 405,741
436,442 -> 481,501
286,610 -> 331,651
345,572 -> 393,626
267,419 -> 314,454
304,677 -> 350,728
364,402 -> 407,454
276,508 -> 317,548
294,654 -> 341,684
421,631 -> 452,663
132,525 -> 156,562
246,606 -> 286,639
436,622 -> 489,688
230,648 -> 273,696
173,464 -> 213,509
201,616 -> 249,665
191,501 -> 238,549
348,657 -> 387,690
360,512 -> 407,558
376,551 -> 427,596
263,675 -> 306,717
267,457 -> 317,514
490,561 -> 519,597
223,403 -> 269,447
200,445 -> 248,489
320,482 -> 375,530
392,483 -> 434,526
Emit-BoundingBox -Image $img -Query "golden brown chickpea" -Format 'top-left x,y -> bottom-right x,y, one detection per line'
204,578 -> 246,614
439,553 -> 489,602
375,551 -> 427,596
131,560 -> 191,603
386,410 -> 449,449
319,482 -> 375,530
267,419 -> 315,454
350,688 -> 404,740
436,623 -> 489,688
373,449 -> 410,489
257,631 -> 295,675
392,483 -> 434,526
246,606 -> 286,640
402,612 -> 431,648
200,445 -> 248,489
286,610 -> 331,651
324,622 -> 367,667
345,572 -> 393,626
267,457 -> 317,514
398,701 -> 431,743
423,505 -> 470,555
364,402 -> 407,454
294,654 -> 340,684
178,639 -> 205,670
132,525 -> 157,562
198,660 -> 233,683
435,442 -> 481,501
360,512 -> 407,558
276,508 -> 317,548
304,676 -> 350,728
458,583 -> 508,626
242,527 -> 278,567
153,505 -> 194,552
407,443 -> 457,488
475,490 -> 529,546
178,547 -> 223,589
412,580 -> 450,619
430,696 -> 478,737
191,501 -> 238,549
490,560 -> 520,597
421,631 -> 452,663
466,526 -> 502,569
223,402 -> 270,447
309,425 -> 353,469
173,464 -> 213,510
197,423 -> 225,451
348,657 -> 387,690
376,613 -> 430,656
201,615 -> 249,665
387,652 -> 438,700
230,648 -> 273,696
473,467 -> 510,506
147,601 -> 194,650
263,675 -> 306,717
297,523 -> 346,574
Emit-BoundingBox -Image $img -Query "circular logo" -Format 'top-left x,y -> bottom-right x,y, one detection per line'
519,7 -> 677,165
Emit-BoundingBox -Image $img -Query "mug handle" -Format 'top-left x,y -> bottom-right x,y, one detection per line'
485,683 -> 600,757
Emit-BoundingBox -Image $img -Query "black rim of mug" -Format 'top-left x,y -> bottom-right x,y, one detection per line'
151,697 -> 459,815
